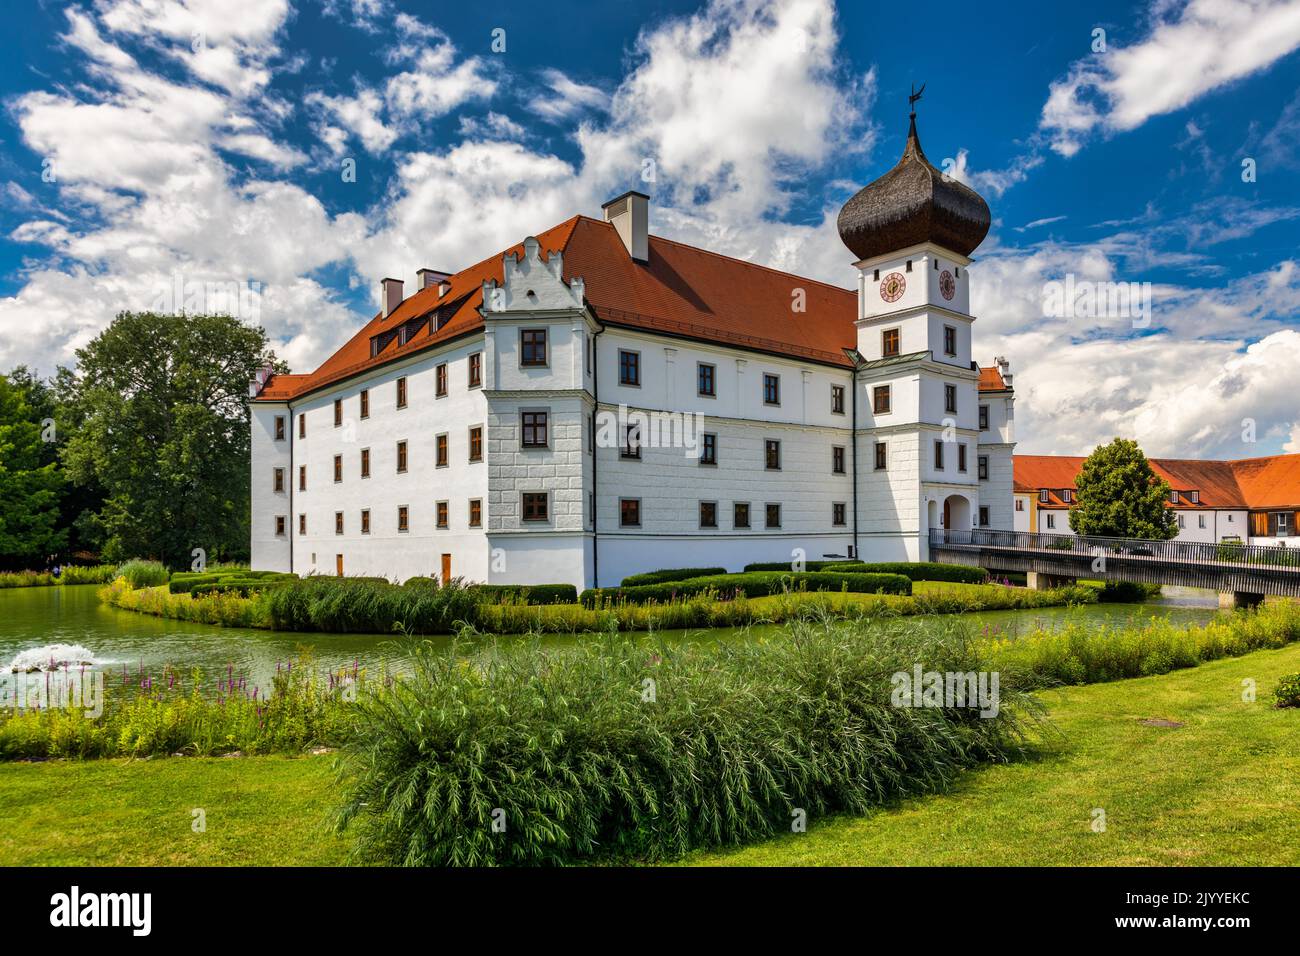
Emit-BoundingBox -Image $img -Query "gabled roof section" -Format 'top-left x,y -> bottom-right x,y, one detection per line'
978,365 -> 1010,392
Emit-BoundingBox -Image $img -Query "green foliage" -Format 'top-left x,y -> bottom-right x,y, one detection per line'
0,659 -> 357,760
1069,438 -> 1178,540
988,600 -> 1300,686
115,558 -> 170,589
469,583 -> 579,605
58,312 -> 285,567
0,565 -> 116,588
264,576 -> 479,634
1273,673 -> 1300,708
620,567 -> 728,587
0,373 -> 66,566
169,569 -> 294,594
580,570 -> 911,607
1094,581 -> 1162,603
835,561 -> 988,584
333,619 -> 1043,865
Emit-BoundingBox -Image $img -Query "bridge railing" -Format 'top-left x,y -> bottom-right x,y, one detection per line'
929,528 -> 1300,571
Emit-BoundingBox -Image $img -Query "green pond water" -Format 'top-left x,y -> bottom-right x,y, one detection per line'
0,584 -> 1226,692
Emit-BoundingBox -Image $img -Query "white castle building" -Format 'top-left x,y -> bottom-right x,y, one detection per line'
250,111 -> 1016,589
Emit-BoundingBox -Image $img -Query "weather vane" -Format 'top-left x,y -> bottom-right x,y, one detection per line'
909,81 -> 925,114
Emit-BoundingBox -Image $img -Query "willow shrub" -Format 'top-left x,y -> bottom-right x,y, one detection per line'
333,618 -> 1043,866
988,599 -> 1300,685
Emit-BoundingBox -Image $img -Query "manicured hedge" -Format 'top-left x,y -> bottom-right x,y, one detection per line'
172,570 -> 296,593
743,560 -> 858,573
833,561 -> 988,584
190,579 -> 293,597
580,570 -> 911,607
470,584 -> 579,605
620,567 -> 728,587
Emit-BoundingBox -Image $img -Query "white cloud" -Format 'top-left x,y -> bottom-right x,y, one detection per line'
307,87 -> 398,155
529,69 -> 611,122
1041,0 -> 1300,156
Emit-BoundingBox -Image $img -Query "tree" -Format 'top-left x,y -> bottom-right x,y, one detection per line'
61,312 -> 284,567
0,374 -> 66,567
1069,438 -> 1178,540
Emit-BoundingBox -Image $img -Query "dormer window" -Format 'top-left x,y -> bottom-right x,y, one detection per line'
1189,490 -> 1199,503
1039,490 -> 1050,503
1169,490 -> 1180,504
1061,489 -> 1073,503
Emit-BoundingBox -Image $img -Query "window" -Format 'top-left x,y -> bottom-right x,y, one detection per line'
335,512 -> 344,535
958,443 -> 967,473
520,328 -> 547,366
832,445 -> 846,474
734,502 -> 751,529
944,384 -> 957,414
765,439 -> 781,470
905,259 -> 913,272
273,468 -> 285,493
333,454 -> 342,483
361,448 -> 370,478
979,506 -> 990,527
872,268 -> 879,281
361,509 -> 370,534
765,503 -> 781,529
334,398 -> 342,427
436,501 -> 449,529
396,440 -> 408,473
298,415 -> 305,439
620,498 -> 641,527
298,513 -> 306,535
831,384 -> 845,414
1177,513 -> 1186,529
943,325 -> 957,357
469,352 -> 482,388
1039,490 -> 1050,503
299,465 -> 306,491
1198,514 -> 1206,529
978,455 -> 988,480
978,405 -> 988,430
698,362 -> 716,397
1169,490 -> 1180,504
1015,499 -> 1025,512
1277,512 -> 1292,537
873,385 -> 891,414
622,424 -> 642,459
699,501 -> 717,529
1045,513 -> 1056,530
882,328 -> 900,357
700,432 -> 717,466
763,373 -> 780,405
1189,490 -> 1199,503
436,363 -> 448,397
874,442 -> 887,470
275,515 -> 286,536
934,440 -> 945,471
398,506 -> 409,532
469,499 -> 482,528
274,416 -> 285,441
832,503 -> 847,527
522,492 -> 548,522
436,433 -> 448,467
521,411 -> 548,448
469,426 -> 483,462
619,349 -> 640,386
1061,489 -> 1073,503
360,389 -> 369,419
396,376 -> 408,409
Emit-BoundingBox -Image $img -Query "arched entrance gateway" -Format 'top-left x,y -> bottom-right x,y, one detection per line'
942,494 -> 972,533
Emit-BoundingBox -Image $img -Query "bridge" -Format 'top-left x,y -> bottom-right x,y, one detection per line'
929,529 -> 1300,606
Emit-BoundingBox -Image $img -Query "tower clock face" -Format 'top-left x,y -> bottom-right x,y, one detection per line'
939,270 -> 956,300
879,272 -> 906,303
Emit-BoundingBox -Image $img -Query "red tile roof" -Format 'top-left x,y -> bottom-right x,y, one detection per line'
1014,453 -> 1300,510
255,213 -> 1015,401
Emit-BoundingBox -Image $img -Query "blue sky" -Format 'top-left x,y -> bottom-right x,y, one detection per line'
1,0 -> 1298,458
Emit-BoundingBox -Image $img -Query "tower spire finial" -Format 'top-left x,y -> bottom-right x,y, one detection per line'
908,81 -> 925,117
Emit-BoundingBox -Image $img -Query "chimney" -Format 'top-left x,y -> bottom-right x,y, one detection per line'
416,268 -> 452,291
601,190 -> 649,262
382,277 -> 403,317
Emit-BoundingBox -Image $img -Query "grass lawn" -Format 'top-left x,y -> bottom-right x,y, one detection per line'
3,641 -> 1297,867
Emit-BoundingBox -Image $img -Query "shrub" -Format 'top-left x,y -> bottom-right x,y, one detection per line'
115,559 -> 169,589
403,576 -> 439,589
620,567 -> 728,587
470,583 -> 579,605
1274,673 -> 1300,708
580,570 -> 911,607
333,620 -> 1043,865
835,562 -> 987,584
1095,581 -> 1162,603
264,576 -> 479,634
